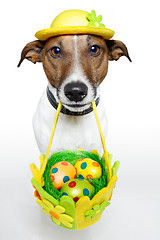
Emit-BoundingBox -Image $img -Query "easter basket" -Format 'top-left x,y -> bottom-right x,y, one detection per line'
30,101 -> 120,230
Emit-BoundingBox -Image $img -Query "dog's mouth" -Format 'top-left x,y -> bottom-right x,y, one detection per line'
56,94 -> 95,112
61,101 -> 92,113
64,103 -> 89,108
58,94 -> 99,113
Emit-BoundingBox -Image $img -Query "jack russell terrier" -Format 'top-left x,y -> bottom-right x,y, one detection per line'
18,34 -> 131,155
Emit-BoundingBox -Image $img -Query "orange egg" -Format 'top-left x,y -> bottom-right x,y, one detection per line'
50,161 -> 76,190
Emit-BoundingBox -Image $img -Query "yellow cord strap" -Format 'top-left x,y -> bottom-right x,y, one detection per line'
92,101 -> 112,181
40,101 -> 62,175
42,101 -> 112,181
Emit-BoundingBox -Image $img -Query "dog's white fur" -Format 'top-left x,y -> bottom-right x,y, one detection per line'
33,36 -> 108,156
33,89 -> 107,155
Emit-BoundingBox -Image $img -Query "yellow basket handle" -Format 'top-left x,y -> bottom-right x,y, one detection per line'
39,101 -> 111,183
91,101 -> 112,181
40,102 -> 62,175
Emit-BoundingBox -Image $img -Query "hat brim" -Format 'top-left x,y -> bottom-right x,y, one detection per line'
35,26 -> 115,41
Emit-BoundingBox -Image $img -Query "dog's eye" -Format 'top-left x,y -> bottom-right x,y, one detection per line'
90,45 -> 101,56
50,47 -> 61,57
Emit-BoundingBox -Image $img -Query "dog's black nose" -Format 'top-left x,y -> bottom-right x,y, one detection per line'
64,82 -> 88,102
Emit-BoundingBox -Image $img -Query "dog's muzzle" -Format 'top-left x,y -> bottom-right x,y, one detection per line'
47,87 -> 100,116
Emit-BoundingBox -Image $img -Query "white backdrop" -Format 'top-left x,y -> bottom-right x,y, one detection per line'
0,0 -> 160,239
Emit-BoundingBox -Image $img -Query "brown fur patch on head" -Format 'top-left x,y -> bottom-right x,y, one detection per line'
77,35 -> 108,86
42,36 -> 75,88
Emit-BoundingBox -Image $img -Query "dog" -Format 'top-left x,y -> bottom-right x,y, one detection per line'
18,34 -> 131,155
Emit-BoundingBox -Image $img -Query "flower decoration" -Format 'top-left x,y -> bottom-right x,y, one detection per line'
87,10 -> 105,28
85,200 -> 110,220
36,199 -> 73,228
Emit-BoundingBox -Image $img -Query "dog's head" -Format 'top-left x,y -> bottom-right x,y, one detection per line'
18,34 -> 131,112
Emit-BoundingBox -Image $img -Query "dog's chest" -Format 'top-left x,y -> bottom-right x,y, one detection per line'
33,90 -> 108,155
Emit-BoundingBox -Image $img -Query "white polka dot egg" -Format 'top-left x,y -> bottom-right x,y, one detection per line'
75,158 -> 102,179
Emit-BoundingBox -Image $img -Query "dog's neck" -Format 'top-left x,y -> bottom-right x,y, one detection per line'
47,83 -> 100,116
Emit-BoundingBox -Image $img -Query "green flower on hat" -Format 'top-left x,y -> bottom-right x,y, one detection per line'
87,10 -> 105,28
85,200 -> 110,220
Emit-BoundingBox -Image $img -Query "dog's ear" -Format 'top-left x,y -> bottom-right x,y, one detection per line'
106,40 -> 131,62
17,40 -> 45,67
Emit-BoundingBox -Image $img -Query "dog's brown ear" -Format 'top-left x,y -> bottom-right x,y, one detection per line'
106,40 -> 131,62
17,40 -> 45,67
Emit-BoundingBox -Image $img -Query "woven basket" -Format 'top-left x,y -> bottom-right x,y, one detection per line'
30,101 -> 119,230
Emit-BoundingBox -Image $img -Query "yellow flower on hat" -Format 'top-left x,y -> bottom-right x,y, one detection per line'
36,199 -> 73,228
35,9 -> 114,41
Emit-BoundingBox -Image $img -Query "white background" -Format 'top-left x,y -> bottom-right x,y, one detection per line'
0,0 -> 160,239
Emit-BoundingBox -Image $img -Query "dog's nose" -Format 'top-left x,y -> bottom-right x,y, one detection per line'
64,82 -> 88,102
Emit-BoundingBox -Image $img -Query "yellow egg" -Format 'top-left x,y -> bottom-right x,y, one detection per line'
75,158 -> 102,179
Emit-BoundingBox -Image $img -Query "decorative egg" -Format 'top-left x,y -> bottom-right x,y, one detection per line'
60,179 -> 95,202
50,161 -> 76,190
75,158 -> 102,179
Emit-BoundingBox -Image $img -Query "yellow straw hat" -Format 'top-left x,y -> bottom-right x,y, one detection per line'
35,9 -> 115,41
